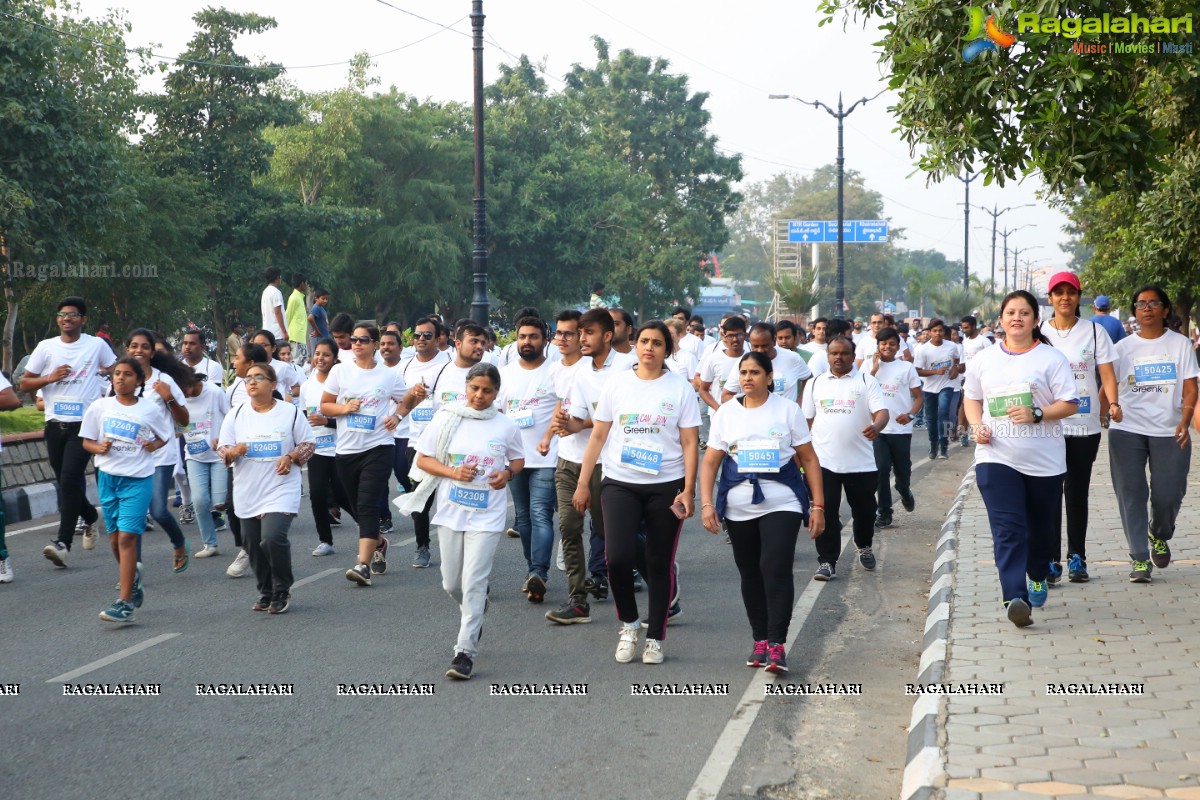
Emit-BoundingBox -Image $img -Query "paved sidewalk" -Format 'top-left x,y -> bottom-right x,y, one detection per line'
939,438 -> 1200,799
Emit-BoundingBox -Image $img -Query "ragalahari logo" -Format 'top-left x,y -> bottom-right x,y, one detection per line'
963,7 -> 1016,61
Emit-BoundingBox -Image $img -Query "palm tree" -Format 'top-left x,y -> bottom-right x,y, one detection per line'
928,285 -> 986,322
902,266 -> 945,319
771,275 -> 834,320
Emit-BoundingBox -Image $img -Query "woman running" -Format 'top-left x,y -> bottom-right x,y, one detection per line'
219,362 -> 315,613
223,342 -> 271,578
964,290 -> 1078,627
412,363 -> 525,679
80,357 -> 173,623
1111,285 -> 1198,583
181,373 -> 231,559
300,339 -> 353,556
573,320 -> 701,665
699,351 -> 824,673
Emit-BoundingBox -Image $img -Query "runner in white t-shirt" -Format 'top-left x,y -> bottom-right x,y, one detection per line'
300,338 -> 352,556
696,318 -> 747,444
720,322 -> 812,406
868,327 -> 924,528
181,379 -> 230,557
913,319 -> 961,459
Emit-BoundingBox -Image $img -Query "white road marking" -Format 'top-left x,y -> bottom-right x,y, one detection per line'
48,633 -> 182,683
6,521 -> 58,537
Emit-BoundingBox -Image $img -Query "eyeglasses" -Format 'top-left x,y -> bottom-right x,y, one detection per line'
244,375 -> 274,384
56,312 -> 82,319
349,336 -> 374,344
553,330 -> 578,339
412,331 -> 435,340
1133,300 -> 1164,310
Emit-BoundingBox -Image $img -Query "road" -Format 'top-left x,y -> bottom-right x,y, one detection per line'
0,434 -> 961,799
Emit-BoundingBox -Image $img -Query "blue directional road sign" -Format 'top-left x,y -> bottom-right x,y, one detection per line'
786,220 -> 889,243
853,220 -> 889,243
787,221 -> 824,242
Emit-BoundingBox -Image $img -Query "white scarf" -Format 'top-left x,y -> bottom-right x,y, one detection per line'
394,403 -> 499,515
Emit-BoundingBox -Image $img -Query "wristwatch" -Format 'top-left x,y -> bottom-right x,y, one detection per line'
1032,406 -> 1044,423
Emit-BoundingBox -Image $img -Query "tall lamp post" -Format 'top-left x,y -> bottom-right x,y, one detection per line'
975,203 -> 1034,298
956,172 -> 979,288
469,0 -> 489,327
769,90 -> 885,319
1001,225 -> 1035,294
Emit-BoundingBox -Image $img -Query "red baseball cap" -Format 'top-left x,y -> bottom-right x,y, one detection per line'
1047,271 -> 1080,292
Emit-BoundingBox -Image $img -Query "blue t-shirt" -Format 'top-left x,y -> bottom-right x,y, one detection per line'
310,304 -> 330,339
1092,313 -> 1125,344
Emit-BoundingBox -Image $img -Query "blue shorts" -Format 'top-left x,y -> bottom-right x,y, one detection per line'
98,471 -> 154,535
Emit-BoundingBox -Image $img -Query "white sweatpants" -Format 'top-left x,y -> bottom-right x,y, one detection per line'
438,527 -> 502,658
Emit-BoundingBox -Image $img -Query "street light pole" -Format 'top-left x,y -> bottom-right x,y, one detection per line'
1000,223 -> 1035,294
769,89 -> 885,319
976,204 -> 1034,298
956,172 -> 979,288
469,0 -> 489,327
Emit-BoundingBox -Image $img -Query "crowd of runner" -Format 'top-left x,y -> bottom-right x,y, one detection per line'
0,267 -> 1193,680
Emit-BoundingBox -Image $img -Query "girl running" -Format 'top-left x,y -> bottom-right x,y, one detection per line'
300,339 -> 353,556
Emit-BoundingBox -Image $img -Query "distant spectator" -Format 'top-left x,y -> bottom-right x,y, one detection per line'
1091,295 -> 1126,344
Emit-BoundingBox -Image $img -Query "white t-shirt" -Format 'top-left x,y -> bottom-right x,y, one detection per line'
140,368 -> 186,468
417,412 -> 525,533
381,361 -> 411,439
81,396 -> 173,479
1110,329 -> 1200,437
1040,319 -> 1117,437
708,393 -> 812,521
337,348 -> 383,365
429,361 -> 473,418
260,284 -> 285,339
499,341 -> 562,367
872,359 -> 923,434
398,350 -> 452,441
561,349 -> 637,465
914,341 -> 960,393
26,334 -> 116,422
698,346 -> 745,416
665,350 -> 699,389
183,356 -> 224,387
322,361 -> 408,454
299,374 -> 337,457
219,401 -> 314,516
857,333 -> 881,364
550,358 -> 586,463
802,370 -> 887,473
964,341 -> 1078,476
722,348 -> 812,403
498,360 -> 558,469
226,377 -> 249,410
590,368 -> 701,484
950,341 -> 967,391
677,332 -> 705,362
807,348 -> 861,379
962,333 -> 993,364
181,383 -> 230,463
271,359 -> 302,394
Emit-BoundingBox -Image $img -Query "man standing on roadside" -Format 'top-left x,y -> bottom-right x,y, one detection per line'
21,297 -> 116,564
285,273 -> 309,365
589,282 -> 608,310
1091,295 -> 1126,344
260,267 -> 288,343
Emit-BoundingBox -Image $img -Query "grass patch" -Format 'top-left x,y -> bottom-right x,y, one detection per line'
0,406 -> 45,436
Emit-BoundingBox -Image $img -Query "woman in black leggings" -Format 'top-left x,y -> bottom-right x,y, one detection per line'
573,320 -> 701,665
301,339 -> 354,555
699,351 -> 825,674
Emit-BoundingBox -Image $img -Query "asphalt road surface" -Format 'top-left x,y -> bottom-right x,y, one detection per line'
1,434 -> 960,800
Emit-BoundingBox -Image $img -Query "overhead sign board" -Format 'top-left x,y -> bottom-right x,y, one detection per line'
786,220 -> 889,243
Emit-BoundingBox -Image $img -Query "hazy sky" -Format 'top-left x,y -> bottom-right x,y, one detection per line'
72,0 -> 1070,291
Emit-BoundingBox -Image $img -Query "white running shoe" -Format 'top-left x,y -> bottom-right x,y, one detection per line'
642,638 -> 664,665
81,523 -> 97,551
311,542 -> 335,557
43,542 -> 68,567
226,549 -> 250,578
0,557 -> 13,583
615,624 -> 640,663
194,545 -> 220,559
556,544 -> 567,572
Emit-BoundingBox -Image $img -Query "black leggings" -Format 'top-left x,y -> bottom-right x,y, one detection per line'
601,477 -> 684,642
406,446 -> 432,548
378,438 -> 411,521
336,445 -> 394,540
45,421 -> 98,547
225,469 -> 242,549
1055,433 -> 1101,560
726,512 -> 803,643
308,455 -> 354,545
813,468 -> 877,565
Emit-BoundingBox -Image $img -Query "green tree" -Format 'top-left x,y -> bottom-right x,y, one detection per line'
902,265 -> 946,319
770,275 -> 834,320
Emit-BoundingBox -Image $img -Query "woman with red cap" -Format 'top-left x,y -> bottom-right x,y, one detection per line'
1041,272 -> 1119,584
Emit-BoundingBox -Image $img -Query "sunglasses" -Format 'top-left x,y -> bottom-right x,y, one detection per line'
349,336 -> 375,344
412,332 -> 435,340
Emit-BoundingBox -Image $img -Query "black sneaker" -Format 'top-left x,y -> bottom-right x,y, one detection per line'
329,507 -> 342,526
252,594 -> 272,611
746,640 -> 769,668
632,570 -> 644,592
346,563 -> 372,586
875,513 -> 893,529
585,575 -> 609,601
764,643 -> 788,674
545,598 -> 591,624
525,574 -> 546,604
371,535 -> 389,575
1149,534 -> 1171,568
814,562 -> 835,581
379,518 -> 394,535
1005,598 -> 1033,628
446,651 -> 474,680
268,592 -> 290,615
939,448 -> 949,459
857,546 -> 876,570
1129,560 -> 1152,583
896,485 -> 915,512
929,447 -> 938,461
1047,561 -> 1063,586
1067,554 -> 1089,582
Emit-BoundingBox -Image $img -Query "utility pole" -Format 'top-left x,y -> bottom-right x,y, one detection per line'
957,172 -> 979,288
469,0 -> 489,327
977,204 -> 1034,298
1000,224 -> 1035,295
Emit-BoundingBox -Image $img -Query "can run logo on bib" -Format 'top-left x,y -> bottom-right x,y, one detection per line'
658,399 -> 676,416
487,440 -> 505,457
768,424 -> 787,441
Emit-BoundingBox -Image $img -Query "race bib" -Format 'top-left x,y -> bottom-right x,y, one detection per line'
986,382 -> 1033,418
620,440 -> 663,475
1133,355 -> 1176,386
448,482 -> 488,510
314,430 -> 336,455
932,359 -> 952,373
347,412 -> 376,431
736,439 -> 781,473
246,438 -> 283,461
512,408 -> 535,429
52,396 -> 85,421
1075,394 -> 1091,416
411,402 -> 434,422
773,377 -> 785,394
103,416 -> 142,444
184,430 -> 211,456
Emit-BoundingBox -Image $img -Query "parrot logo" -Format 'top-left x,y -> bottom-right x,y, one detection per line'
963,7 -> 1016,61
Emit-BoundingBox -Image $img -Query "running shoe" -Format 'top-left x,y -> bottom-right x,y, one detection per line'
857,547 -> 876,571
1129,560 -> 1152,583
213,513 -> 227,532
99,599 -> 135,624
584,575 -> 609,601
1027,578 -> 1048,607
960,433 -> 969,447
615,625 -> 639,663
172,493 -> 182,508
814,562 -> 836,581
412,545 -> 431,569
1149,534 -> 1171,568
747,640 -> 769,668
641,602 -> 682,626
939,449 -> 949,459
328,507 -> 342,526
1046,561 -> 1063,586
131,568 -> 144,608
1005,598 -> 1033,628
268,592 -> 290,615
525,574 -> 546,604
897,486 -> 916,512
642,638 -> 664,665
81,523 -> 97,551
378,518 -> 394,535
1067,554 -> 1089,583
545,598 -> 591,624
226,549 -> 250,578
520,575 -> 530,594
371,535 -> 389,575
173,540 -> 190,573
252,594 -> 272,612
178,504 -> 196,525
43,541 -> 68,568
929,447 -> 938,461
555,546 -> 566,572
875,513 -> 893,529
0,557 -> 12,584
346,563 -> 372,586
311,542 -> 335,557
194,545 -> 220,559
145,514 -> 155,530
446,651 -> 474,680
765,643 -> 789,674
506,527 -> 520,539
632,569 -> 644,592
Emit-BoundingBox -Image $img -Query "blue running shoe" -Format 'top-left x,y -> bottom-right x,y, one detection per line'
100,599 -> 135,624
131,568 -> 144,608
1067,554 -> 1089,583
1027,578 -> 1048,607
1047,561 -> 1063,586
